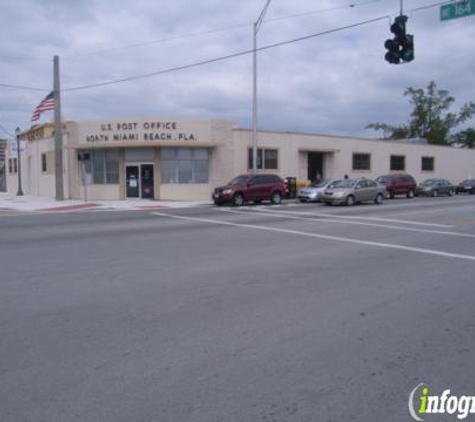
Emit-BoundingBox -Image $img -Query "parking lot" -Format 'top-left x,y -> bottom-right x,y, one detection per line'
1,194 -> 475,422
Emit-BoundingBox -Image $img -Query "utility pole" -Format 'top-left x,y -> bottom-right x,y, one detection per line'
252,0 -> 272,172
15,127 -> 23,196
53,55 -> 64,200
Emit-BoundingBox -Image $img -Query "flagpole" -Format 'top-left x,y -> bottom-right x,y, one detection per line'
53,55 -> 64,200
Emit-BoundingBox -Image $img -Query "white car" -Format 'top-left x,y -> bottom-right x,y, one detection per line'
298,179 -> 341,203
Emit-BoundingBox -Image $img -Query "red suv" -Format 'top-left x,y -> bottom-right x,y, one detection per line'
375,174 -> 417,198
212,174 -> 286,206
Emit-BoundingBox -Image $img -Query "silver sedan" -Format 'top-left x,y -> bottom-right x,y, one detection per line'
298,179 -> 341,203
322,178 -> 386,206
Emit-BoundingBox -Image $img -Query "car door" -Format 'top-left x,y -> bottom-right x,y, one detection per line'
260,175 -> 274,200
245,176 -> 260,201
438,180 -> 448,195
395,176 -> 406,195
366,179 -> 380,200
354,180 -> 368,202
443,180 -> 453,194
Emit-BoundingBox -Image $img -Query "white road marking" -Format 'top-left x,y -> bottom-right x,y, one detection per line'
217,208 -> 475,239
381,203 -> 475,218
151,211 -> 475,262
252,207 -> 454,228
309,196 -> 475,212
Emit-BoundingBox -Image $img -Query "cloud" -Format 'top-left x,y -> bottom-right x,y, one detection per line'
1,0 -> 474,140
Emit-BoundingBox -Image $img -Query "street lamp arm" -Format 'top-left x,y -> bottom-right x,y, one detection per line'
252,0 -> 272,173
255,0 -> 272,33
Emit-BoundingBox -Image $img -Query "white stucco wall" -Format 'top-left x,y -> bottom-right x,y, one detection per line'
232,129 -> 475,183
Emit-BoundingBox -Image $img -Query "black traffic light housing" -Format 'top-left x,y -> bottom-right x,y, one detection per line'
384,15 -> 414,64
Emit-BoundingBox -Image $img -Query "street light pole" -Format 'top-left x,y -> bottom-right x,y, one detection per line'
252,0 -> 272,172
15,127 -> 23,196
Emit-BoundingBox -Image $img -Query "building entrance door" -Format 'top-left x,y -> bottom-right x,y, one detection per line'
308,152 -> 324,182
126,165 -> 140,198
140,164 -> 154,199
126,164 -> 154,199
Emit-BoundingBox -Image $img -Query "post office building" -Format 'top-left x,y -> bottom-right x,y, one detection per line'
6,117 -> 475,201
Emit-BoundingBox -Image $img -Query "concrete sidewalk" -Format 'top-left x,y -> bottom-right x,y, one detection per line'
0,193 -> 211,213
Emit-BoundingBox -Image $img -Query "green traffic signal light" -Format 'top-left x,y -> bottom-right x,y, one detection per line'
401,34 -> 414,62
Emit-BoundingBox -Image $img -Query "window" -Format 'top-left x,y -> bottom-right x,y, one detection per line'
41,154 -> 47,172
84,149 -> 119,184
390,155 -> 405,171
8,158 -> 13,174
105,150 -> 119,183
13,158 -> 17,174
352,153 -> 370,170
264,149 -> 278,169
421,156 -> 434,172
248,148 -> 278,170
92,149 -> 106,184
160,148 -> 209,184
248,148 -> 262,170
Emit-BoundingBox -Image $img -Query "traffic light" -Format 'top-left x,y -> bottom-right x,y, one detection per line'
401,34 -> 414,62
384,15 -> 414,64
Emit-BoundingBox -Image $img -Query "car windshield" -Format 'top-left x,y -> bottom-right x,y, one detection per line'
333,179 -> 356,189
375,176 -> 388,184
327,180 -> 341,189
228,175 -> 251,185
310,179 -> 331,188
421,179 -> 437,186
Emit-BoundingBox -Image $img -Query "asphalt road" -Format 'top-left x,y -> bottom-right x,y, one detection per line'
1,195 -> 475,422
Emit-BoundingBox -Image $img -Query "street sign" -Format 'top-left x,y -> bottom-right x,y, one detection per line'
441,0 -> 475,21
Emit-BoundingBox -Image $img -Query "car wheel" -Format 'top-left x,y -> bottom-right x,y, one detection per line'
407,189 -> 415,198
374,193 -> 383,204
233,193 -> 244,206
346,195 -> 355,206
270,191 -> 282,205
432,190 -> 438,197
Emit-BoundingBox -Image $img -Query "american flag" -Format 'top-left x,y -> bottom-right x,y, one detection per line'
31,91 -> 55,122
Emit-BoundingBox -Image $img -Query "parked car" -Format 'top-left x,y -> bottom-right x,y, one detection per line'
322,178 -> 386,206
415,179 -> 456,197
375,174 -> 417,198
298,179 -> 341,203
456,179 -> 475,195
212,174 -> 286,206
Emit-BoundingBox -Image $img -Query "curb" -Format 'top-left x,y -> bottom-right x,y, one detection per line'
37,203 -> 102,212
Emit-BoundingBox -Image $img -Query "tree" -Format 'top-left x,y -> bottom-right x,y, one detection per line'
366,81 -> 475,146
451,128 -> 475,149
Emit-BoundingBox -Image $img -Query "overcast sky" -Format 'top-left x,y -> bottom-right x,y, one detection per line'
1,0 -> 474,140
